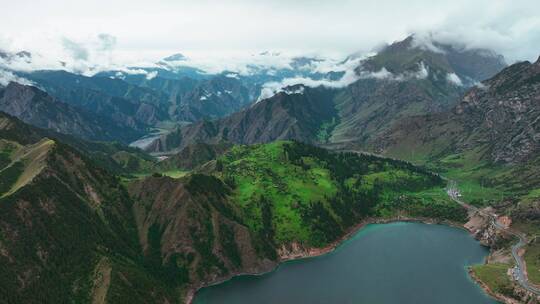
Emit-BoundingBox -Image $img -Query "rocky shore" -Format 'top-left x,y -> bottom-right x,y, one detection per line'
464,210 -> 540,304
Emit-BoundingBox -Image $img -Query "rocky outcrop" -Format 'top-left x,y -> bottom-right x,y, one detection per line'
464,209 -> 514,248
453,58 -> 540,164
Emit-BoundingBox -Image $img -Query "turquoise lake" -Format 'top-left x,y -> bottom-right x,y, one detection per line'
194,222 -> 499,304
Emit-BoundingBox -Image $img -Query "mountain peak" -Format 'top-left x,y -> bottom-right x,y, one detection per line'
162,53 -> 187,62
359,34 -> 506,84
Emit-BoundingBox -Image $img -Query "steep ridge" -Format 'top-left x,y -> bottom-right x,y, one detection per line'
0,111 -> 153,174
22,70 -> 168,128
0,82 -> 143,143
28,69 -> 259,128
0,138 -> 54,197
147,86 -> 337,153
128,174 -> 275,295
0,129 -> 176,303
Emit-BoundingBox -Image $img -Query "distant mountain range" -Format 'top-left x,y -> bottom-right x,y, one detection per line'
147,35 -> 507,153
0,45 -> 363,145
0,82 -> 143,142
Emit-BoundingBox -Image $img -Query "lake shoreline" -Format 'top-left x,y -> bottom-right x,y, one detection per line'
185,216 -> 473,304
468,268 -> 522,304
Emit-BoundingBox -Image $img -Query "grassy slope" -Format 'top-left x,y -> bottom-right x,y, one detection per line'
524,242 -> 540,285
386,138 -> 540,207
472,263 -> 515,296
213,141 -> 463,248
0,138 -> 54,197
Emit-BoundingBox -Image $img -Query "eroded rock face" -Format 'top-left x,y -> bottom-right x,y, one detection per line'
127,175 -> 277,287
464,209 -> 513,248
376,56 -> 540,166
454,59 -> 540,164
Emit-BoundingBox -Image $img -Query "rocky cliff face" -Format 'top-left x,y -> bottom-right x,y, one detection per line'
453,57 -> 540,164
376,56 -> 540,166
464,211 -> 511,248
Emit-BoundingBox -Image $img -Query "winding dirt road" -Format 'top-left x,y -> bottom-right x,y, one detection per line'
446,180 -> 540,296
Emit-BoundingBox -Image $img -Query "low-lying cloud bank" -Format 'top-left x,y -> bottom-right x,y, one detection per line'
256,57 -> 468,101
0,69 -> 34,87
257,57 -> 363,100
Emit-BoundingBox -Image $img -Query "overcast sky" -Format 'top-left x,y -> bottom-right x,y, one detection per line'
1,0 -> 539,70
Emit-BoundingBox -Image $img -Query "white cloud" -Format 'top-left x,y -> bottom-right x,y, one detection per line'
97,33 -> 116,51
256,58 -> 435,101
0,69 -> 34,87
145,70 -> 158,80
411,33 -> 446,54
358,67 -> 393,80
356,61 -> 429,82
446,72 -> 463,86
257,59 -> 362,101
284,86 -> 304,95
62,38 -> 89,60
414,62 -> 429,79
0,0 -> 538,74
225,73 -> 240,79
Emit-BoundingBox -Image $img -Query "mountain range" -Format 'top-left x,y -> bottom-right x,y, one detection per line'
147,35 -> 507,153
0,34 -> 539,304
